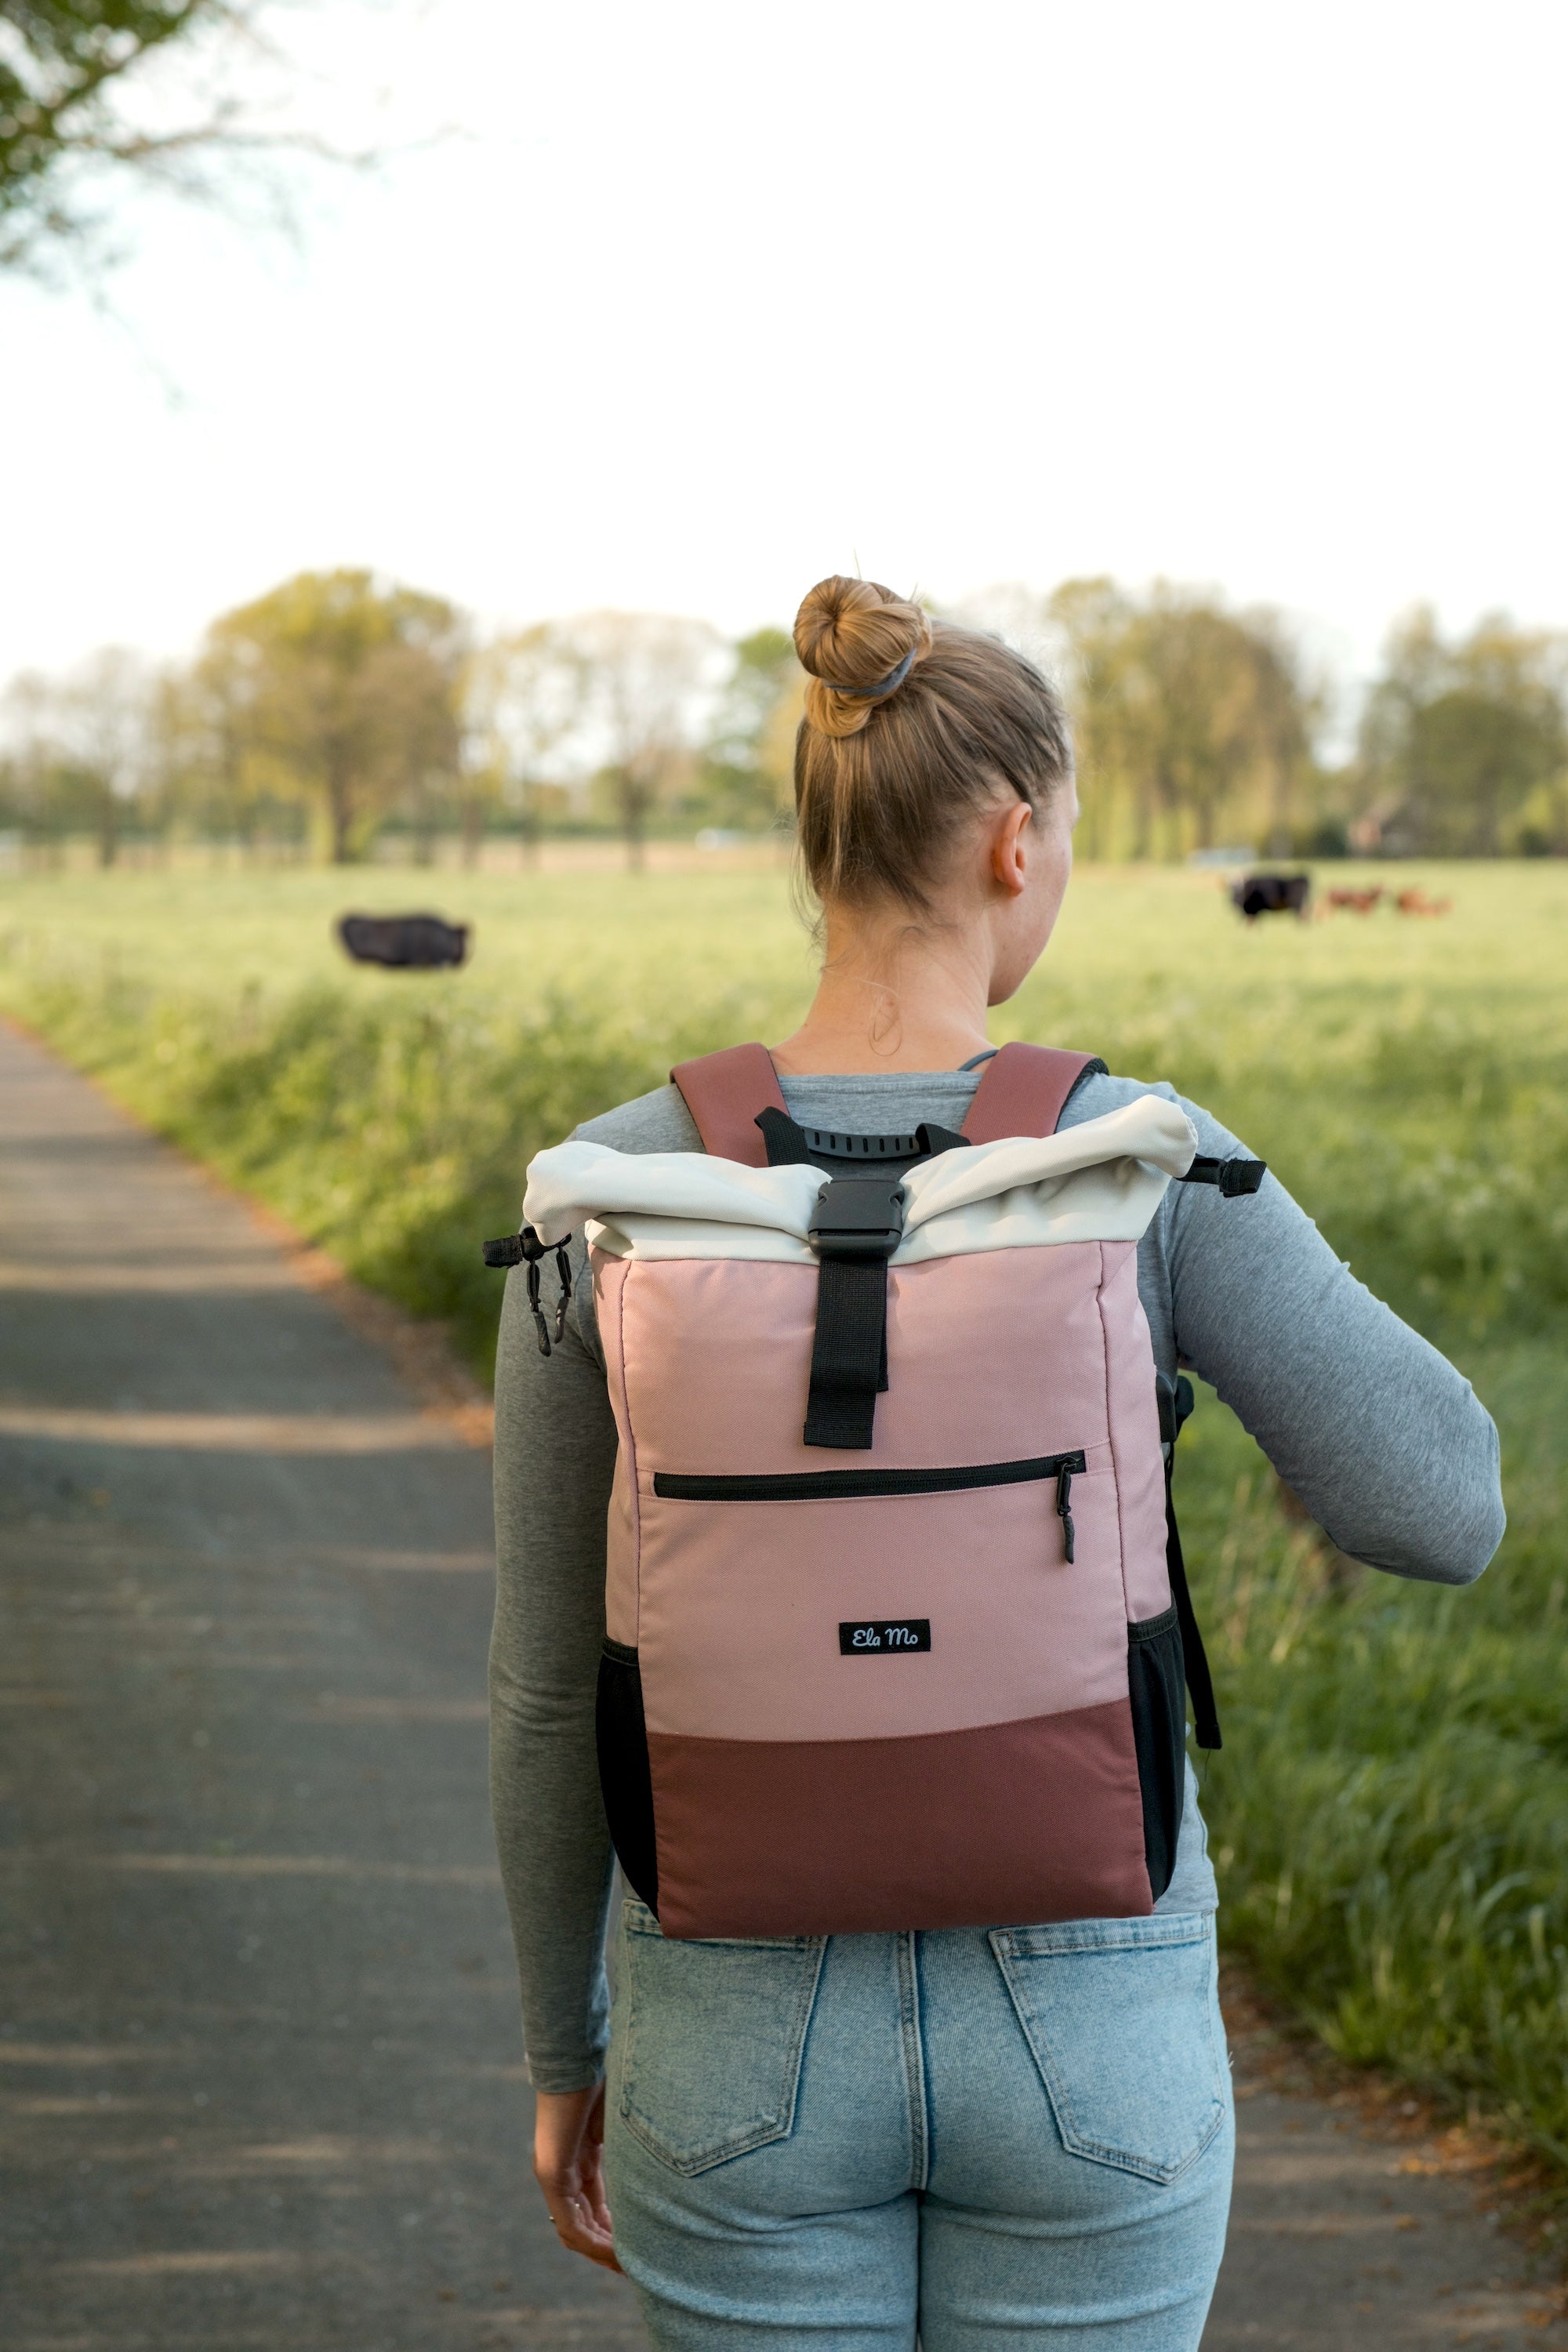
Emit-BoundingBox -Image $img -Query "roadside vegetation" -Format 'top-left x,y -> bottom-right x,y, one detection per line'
2,855 -> 1567,2170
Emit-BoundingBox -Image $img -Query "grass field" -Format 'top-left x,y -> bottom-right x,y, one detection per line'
3,856 -> 1568,2170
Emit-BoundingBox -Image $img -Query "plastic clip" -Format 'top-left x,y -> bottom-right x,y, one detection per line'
1180,1155 -> 1267,1196
808,1175 -> 906,1260
484,1224 -> 562,1357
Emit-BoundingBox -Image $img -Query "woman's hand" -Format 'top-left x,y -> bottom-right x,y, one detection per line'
533,2082 -> 622,2271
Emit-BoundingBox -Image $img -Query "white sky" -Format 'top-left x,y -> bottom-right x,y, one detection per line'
3,0 -> 1566,699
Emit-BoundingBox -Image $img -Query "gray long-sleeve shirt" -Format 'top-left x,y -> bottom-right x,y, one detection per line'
490,1067 -> 1504,2092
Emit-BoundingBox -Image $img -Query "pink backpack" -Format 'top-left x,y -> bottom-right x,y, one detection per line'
508,1043 -> 1261,1940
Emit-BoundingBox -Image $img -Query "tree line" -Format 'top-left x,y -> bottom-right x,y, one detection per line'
2,568 -> 1565,867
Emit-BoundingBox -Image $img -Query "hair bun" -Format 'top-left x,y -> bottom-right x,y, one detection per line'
794,576 -> 931,739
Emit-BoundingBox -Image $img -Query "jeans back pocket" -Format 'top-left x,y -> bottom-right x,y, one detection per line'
989,1914 -> 1226,2183
615,1898 -> 826,2176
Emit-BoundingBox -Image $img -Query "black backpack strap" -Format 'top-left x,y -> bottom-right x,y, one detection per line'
1160,1374 -> 1221,1751
801,1174 -> 905,1449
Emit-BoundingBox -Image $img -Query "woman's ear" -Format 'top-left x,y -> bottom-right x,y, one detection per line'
990,800 -> 1033,897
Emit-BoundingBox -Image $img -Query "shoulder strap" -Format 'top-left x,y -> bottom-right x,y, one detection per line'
670,1043 -> 788,1166
960,1042 -> 1104,1142
673,1038 -> 1102,1160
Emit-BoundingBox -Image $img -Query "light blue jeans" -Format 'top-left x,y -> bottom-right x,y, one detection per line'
604,1898 -> 1233,2348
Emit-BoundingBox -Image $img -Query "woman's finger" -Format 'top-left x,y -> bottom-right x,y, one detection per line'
546,2184 -> 623,2271
532,2083 -> 620,2269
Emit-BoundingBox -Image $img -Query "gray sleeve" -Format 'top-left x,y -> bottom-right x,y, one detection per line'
488,1083 -> 700,2092
1162,1096 -> 1504,1584
488,1237 -> 619,2092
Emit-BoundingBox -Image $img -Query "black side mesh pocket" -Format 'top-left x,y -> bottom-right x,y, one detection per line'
1127,1606 -> 1186,1902
597,1639 -> 659,1914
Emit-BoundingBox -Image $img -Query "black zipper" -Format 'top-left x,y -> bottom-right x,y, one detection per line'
651,1451 -> 1087,1505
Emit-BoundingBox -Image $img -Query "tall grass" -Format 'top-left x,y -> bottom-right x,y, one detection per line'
2,859 -> 1567,2160
1182,1356 -> 1568,2161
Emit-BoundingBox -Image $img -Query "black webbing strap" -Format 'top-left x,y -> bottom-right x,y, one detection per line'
804,1258 -> 890,1448
803,1174 -> 905,1450
1164,1471 -> 1221,1750
1160,1373 -> 1221,1749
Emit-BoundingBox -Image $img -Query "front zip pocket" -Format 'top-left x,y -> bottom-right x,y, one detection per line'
652,1451 -> 1087,1549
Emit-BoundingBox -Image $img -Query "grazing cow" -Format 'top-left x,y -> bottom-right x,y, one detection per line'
1230,872 -> 1312,923
1327,887 -> 1385,915
336,913 -> 471,969
1396,888 -> 1453,916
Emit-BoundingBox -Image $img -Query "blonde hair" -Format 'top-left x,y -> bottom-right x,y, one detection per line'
793,575 -> 1073,914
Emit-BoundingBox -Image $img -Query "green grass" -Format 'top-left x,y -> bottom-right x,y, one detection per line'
3,855 -> 1568,2163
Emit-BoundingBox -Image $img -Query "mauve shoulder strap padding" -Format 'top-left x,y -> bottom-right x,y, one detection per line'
670,1044 -> 789,1165
960,1041 -> 1098,1143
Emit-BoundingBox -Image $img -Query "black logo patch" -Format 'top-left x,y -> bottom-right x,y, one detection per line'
839,1619 -> 931,1655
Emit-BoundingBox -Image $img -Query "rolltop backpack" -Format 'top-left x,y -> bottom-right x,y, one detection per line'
495,1042 -> 1263,1942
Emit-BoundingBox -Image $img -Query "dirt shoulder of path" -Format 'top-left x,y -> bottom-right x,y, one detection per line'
1221,1966 -> 1568,2325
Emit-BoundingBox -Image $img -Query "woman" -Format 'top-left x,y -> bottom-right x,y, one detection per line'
490,576 -> 1504,2347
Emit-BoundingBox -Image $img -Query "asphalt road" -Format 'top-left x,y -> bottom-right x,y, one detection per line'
1,1017 -> 1559,2350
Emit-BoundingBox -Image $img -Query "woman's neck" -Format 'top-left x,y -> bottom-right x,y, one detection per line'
771,913 -> 994,1076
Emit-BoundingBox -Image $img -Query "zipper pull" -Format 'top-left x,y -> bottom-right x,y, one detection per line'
478,1225 -> 575,1356
524,1253 -> 552,1357
1056,1465 -> 1076,1564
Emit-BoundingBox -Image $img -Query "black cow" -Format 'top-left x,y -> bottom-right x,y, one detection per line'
1229,873 -> 1311,923
336,913 -> 471,969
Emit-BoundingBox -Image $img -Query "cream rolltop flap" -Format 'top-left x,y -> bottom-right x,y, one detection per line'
522,1095 -> 1198,1267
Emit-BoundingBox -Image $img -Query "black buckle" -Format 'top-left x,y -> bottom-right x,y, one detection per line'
1181,1156 -> 1266,1197
483,1225 -> 550,1270
808,1175 -> 906,1261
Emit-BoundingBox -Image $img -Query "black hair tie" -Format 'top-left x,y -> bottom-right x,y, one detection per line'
818,647 -> 917,701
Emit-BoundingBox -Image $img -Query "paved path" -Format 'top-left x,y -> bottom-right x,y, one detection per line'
0,1021 -> 641,2350
0,1018 -> 1560,2350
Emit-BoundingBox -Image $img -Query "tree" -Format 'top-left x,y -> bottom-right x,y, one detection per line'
699,627 -> 802,829
60,644 -> 159,862
1359,609 -> 1568,855
0,671 -> 58,843
201,570 -> 466,863
1047,580 -> 1317,858
547,612 -> 724,869
463,623 -> 589,866
1127,593 -> 1313,855
0,2 -> 332,280
170,628 -> 273,847
0,647 -> 158,862
1043,579 -> 1139,861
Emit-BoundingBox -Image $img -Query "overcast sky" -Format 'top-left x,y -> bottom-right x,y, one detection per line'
4,0 -> 1565,694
